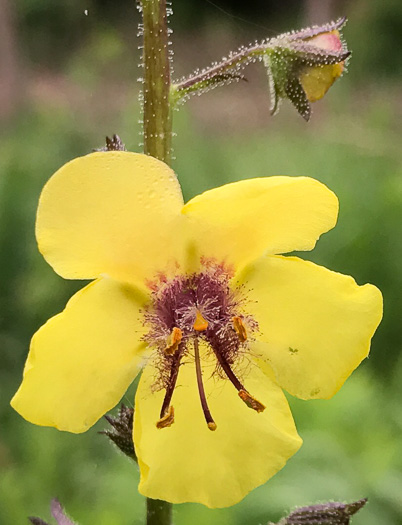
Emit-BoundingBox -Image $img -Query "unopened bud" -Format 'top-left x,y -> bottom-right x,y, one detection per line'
274,498 -> 367,525
100,404 -> 137,461
265,17 -> 350,120
94,134 -> 126,152
29,498 -> 77,525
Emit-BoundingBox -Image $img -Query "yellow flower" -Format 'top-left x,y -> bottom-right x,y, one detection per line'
11,152 -> 382,508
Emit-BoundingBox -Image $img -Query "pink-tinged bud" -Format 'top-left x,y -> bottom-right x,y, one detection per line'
300,30 -> 346,102
265,17 -> 350,120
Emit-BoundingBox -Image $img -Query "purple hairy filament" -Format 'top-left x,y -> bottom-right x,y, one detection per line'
143,260 -> 265,431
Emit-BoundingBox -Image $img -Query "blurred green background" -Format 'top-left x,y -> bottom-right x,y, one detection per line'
0,0 -> 401,523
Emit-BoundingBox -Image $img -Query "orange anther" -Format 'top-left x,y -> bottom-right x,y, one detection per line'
156,405 -> 175,429
207,422 -> 217,431
232,316 -> 247,342
238,390 -> 265,413
193,309 -> 208,331
164,327 -> 182,355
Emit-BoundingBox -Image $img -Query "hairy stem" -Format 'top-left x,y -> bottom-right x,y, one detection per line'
140,0 -> 172,163
171,43 -> 271,101
139,1 -> 174,522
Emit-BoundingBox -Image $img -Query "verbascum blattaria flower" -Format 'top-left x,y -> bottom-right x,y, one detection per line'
12,152 -> 382,507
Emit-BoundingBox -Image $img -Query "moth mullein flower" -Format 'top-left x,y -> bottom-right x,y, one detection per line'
11,152 -> 382,508
266,17 -> 350,120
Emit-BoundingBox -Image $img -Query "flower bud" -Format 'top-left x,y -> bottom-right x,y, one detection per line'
275,498 -> 367,525
265,17 -> 350,120
94,134 -> 126,152
29,499 -> 77,525
100,404 -> 137,461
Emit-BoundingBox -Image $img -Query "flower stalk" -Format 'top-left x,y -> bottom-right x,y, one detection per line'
172,17 -> 350,121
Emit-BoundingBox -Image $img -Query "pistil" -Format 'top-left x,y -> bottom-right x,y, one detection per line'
194,337 -> 217,431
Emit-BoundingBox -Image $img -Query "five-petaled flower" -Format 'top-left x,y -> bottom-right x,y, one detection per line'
11,152 -> 382,508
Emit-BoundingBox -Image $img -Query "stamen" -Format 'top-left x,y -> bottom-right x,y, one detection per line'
193,309 -> 209,331
238,390 -> 266,413
156,405 -> 175,429
213,347 -> 265,413
194,337 -> 217,431
232,316 -> 247,342
159,345 -> 184,426
164,327 -> 182,355
213,346 -> 244,391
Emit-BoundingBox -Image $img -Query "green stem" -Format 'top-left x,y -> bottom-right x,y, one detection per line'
171,44 -> 273,102
140,1 -> 173,522
140,0 -> 172,164
146,498 -> 172,525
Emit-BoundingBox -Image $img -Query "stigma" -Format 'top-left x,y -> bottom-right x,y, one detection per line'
143,261 -> 264,431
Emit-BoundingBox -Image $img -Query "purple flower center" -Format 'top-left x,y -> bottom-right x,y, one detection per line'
143,261 -> 265,431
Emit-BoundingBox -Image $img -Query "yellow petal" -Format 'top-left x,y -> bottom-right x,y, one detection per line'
300,63 -> 344,103
36,152 -> 185,285
182,177 -> 338,271
238,255 -> 383,400
134,351 -> 302,508
11,278 -> 148,433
